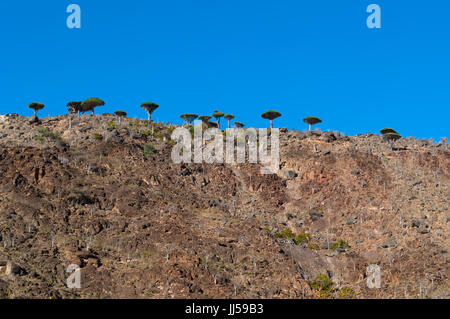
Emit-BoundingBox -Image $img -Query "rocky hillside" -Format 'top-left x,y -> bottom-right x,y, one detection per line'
0,113 -> 448,299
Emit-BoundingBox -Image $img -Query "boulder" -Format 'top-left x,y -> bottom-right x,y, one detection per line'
282,170 -> 298,180
5,261 -> 25,277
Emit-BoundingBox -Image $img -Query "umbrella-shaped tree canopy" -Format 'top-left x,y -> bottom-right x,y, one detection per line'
141,102 -> 159,121
212,111 -> 225,126
67,101 -> 82,114
29,102 -> 45,116
81,98 -> 105,114
224,114 -> 235,128
261,110 -> 281,121
115,110 -> 127,125
380,128 -> 398,135
302,116 -> 322,131
234,122 -> 245,128
114,110 -> 127,117
383,132 -> 402,142
180,114 -> 198,125
198,115 -> 212,123
261,110 -> 281,128
180,114 -> 189,124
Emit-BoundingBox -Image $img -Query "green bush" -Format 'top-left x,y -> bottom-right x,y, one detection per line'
337,287 -> 358,299
274,229 -> 311,246
330,240 -> 350,251
107,121 -> 116,129
309,274 -> 334,297
93,133 -> 103,140
295,233 -> 311,245
143,143 -> 156,155
274,229 -> 296,239
36,128 -> 63,143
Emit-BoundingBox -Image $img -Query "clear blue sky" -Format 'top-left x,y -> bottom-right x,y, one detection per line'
0,1 -> 448,140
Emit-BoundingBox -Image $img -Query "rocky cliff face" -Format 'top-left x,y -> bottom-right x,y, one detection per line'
0,114 -> 448,299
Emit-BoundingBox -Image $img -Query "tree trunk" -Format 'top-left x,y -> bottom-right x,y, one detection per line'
270,120 -> 273,129
34,109 -> 37,117
309,124 -> 311,131
227,120 -> 230,129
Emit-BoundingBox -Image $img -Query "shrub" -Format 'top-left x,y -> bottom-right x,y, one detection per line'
93,133 -> 103,140
167,126 -> 176,134
107,121 -> 116,129
309,274 -> 334,297
295,233 -> 311,245
330,240 -> 350,251
37,128 -> 62,142
303,116 -> 322,131
274,229 -> 311,246
143,143 -> 156,155
274,229 -> 296,239
261,110 -> 281,128
337,287 -> 358,299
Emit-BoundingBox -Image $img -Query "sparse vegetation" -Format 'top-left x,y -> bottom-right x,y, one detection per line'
36,128 -> 63,144
143,143 -> 156,155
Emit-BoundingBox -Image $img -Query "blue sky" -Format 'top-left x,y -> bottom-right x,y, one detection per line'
0,1 -> 448,140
